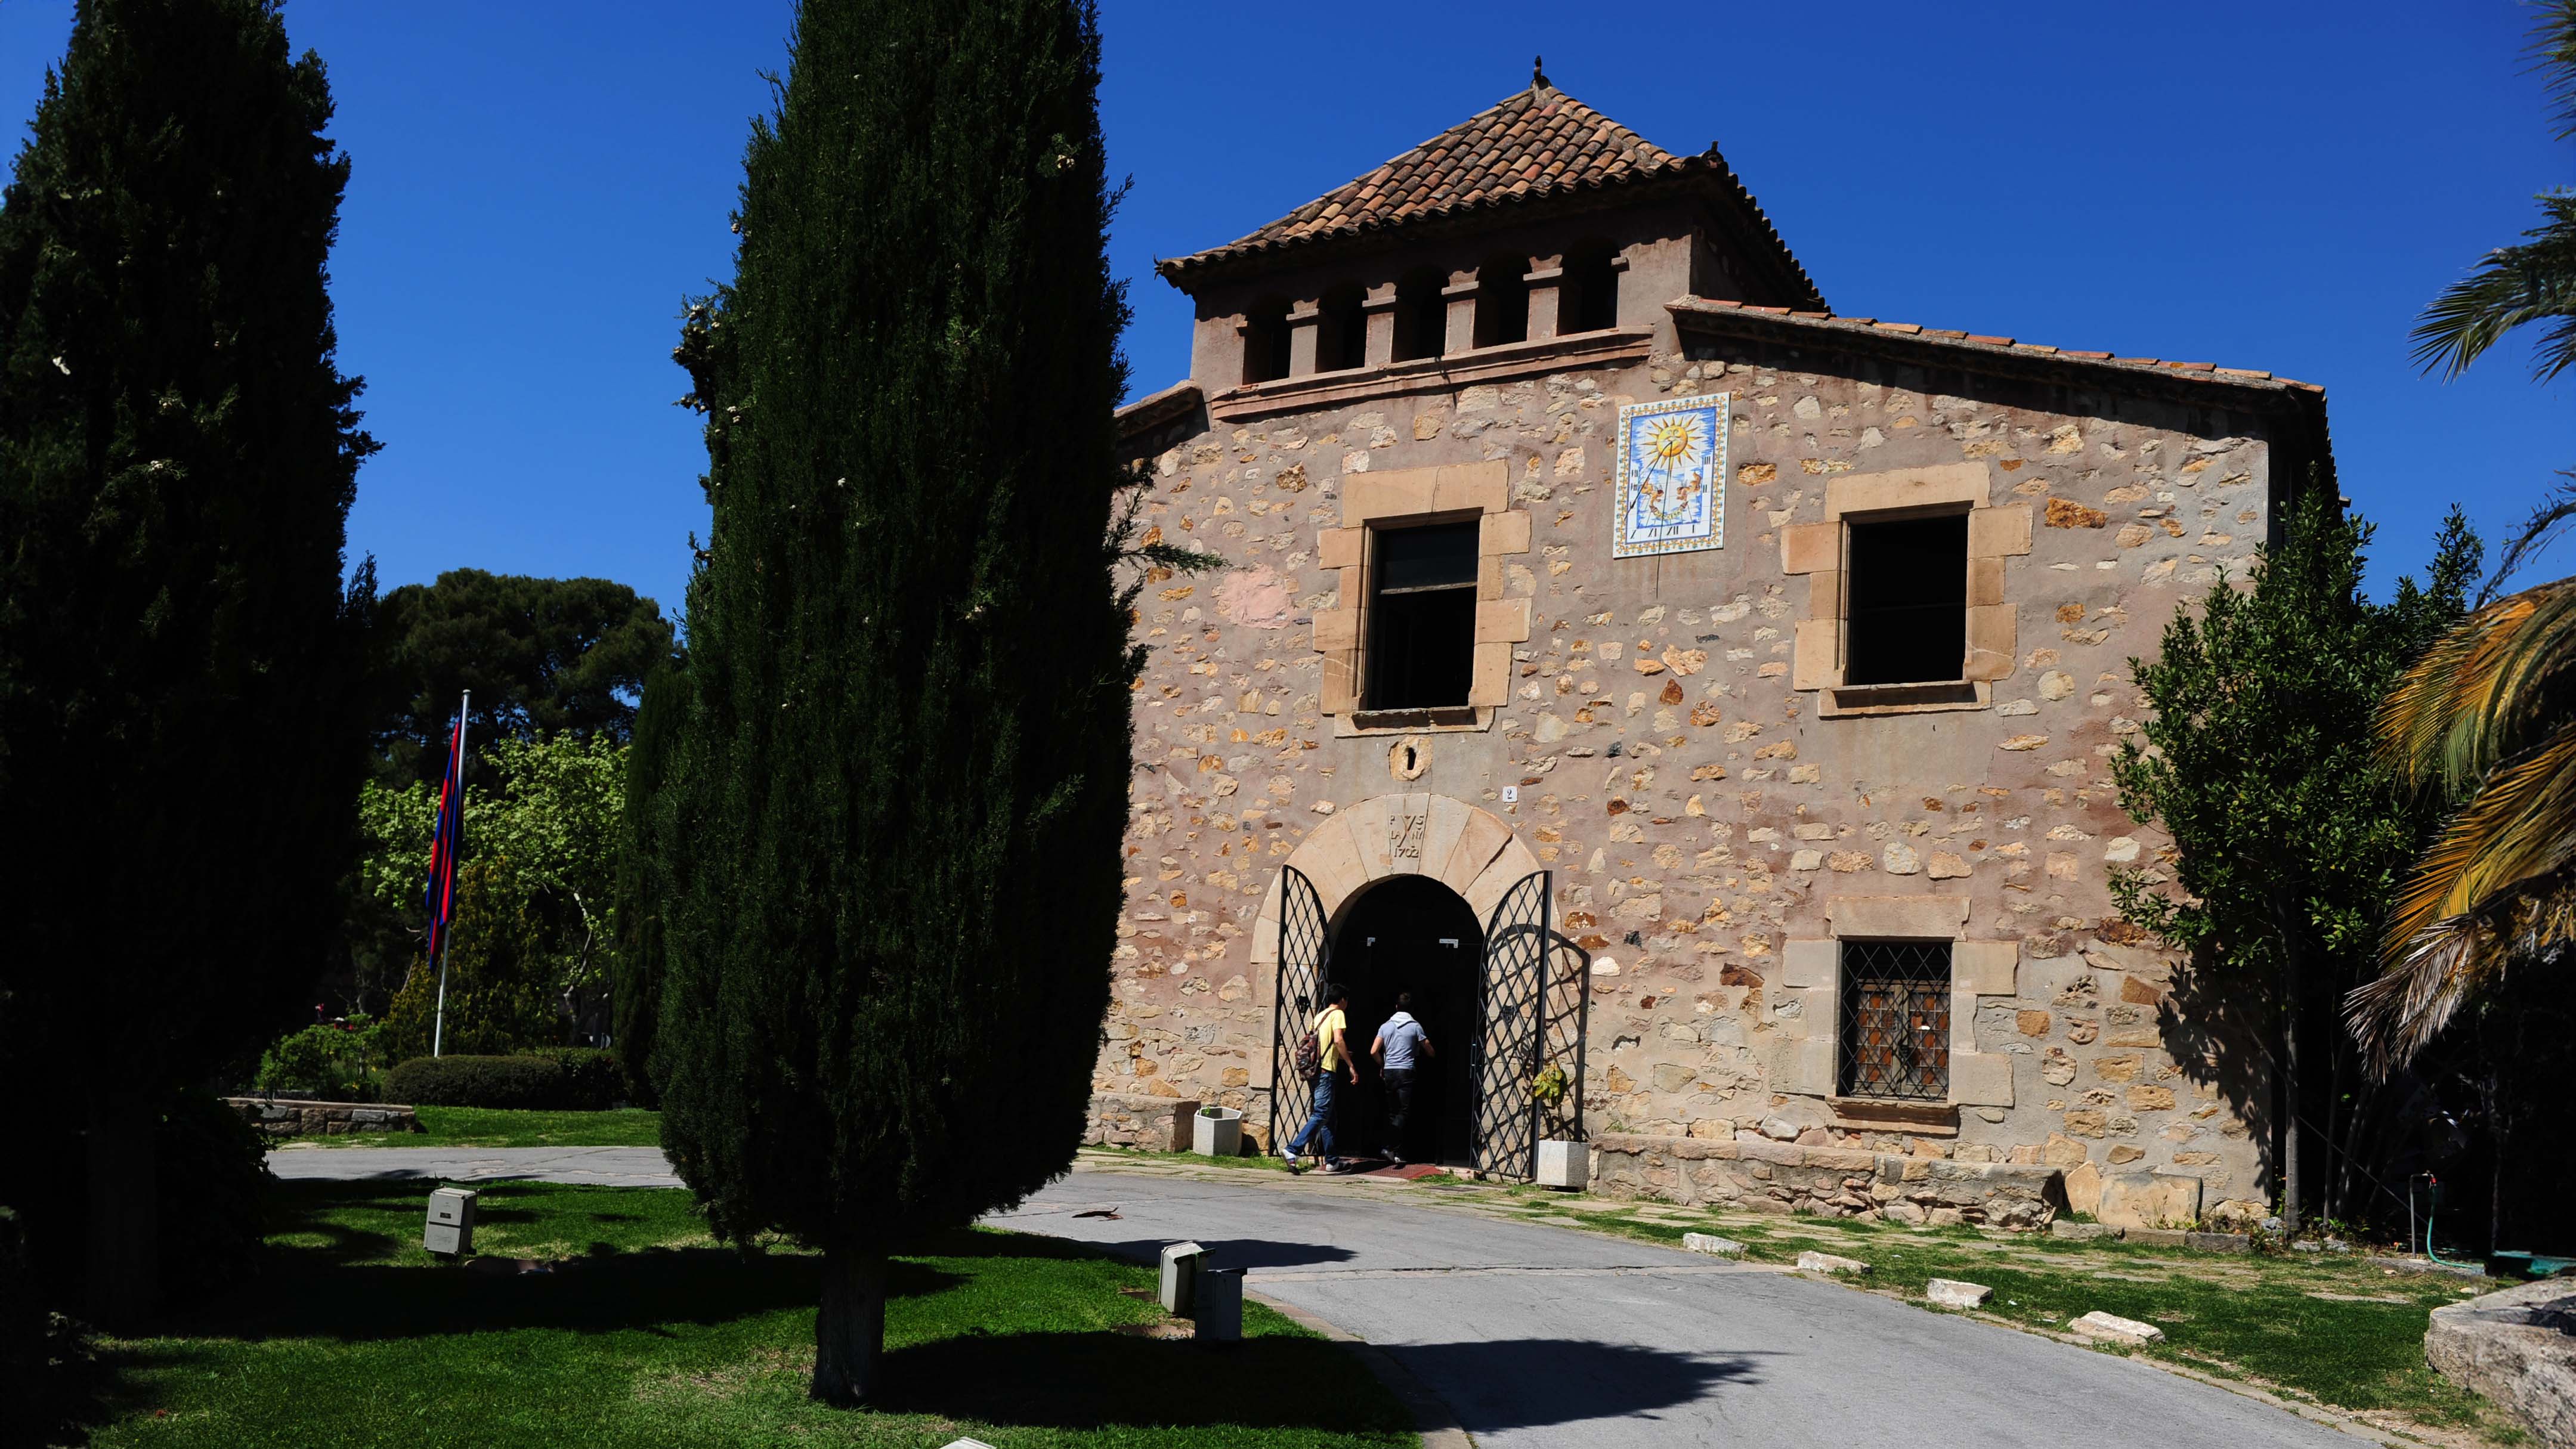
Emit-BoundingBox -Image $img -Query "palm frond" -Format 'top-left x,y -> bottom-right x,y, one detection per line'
2349,857 -> 2576,1075
2478,473 -> 2576,606
2378,576 -> 2576,794
2382,716 -> 2576,952
2531,0 -> 2576,141
2410,191 -> 2576,383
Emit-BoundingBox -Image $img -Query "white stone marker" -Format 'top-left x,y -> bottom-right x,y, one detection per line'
1795,1250 -> 1870,1275
2070,1310 -> 2166,1344
1682,1233 -> 1747,1258
1925,1278 -> 1993,1309
423,1186 -> 477,1257
941,1439 -> 998,1449
1158,1240 -> 1206,1317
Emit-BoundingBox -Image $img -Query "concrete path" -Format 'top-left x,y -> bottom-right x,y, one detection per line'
265,1143 -> 681,1187
271,1145 -> 2368,1447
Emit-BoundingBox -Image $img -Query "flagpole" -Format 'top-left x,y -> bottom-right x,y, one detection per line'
432,689 -> 469,1058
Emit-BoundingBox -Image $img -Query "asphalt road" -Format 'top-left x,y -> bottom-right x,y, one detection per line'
272,1146 -> 2366,1447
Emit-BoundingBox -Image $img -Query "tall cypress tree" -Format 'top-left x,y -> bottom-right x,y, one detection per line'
0,0 -> 373,1322
651,0 -> 1130,1404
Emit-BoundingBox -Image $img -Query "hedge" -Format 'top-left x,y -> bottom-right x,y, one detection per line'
384,1049 -> 624,1111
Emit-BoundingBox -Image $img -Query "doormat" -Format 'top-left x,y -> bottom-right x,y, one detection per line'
1359,1163 -> 1445,1180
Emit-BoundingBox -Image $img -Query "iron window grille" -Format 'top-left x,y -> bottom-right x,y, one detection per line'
1837,939 -> 1952,1101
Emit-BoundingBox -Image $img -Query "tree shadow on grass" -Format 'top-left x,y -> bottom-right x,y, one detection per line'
160,1247 -> 955,1345
1001,1233 -> 1360,1273
874,1333 -> 1758,1433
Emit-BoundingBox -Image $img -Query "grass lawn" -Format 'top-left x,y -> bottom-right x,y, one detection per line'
95,1181 -> 1417,1448
276,1105 -> 666,1148
1408,1175 -> 2524,1444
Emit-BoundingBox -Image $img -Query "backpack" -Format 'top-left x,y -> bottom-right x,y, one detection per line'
1293,1023 -> 1321,1078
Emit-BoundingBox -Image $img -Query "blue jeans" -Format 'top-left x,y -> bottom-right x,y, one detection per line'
1287,1070 -> 1340,1160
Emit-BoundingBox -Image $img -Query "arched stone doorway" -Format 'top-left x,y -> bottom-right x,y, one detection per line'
1249,793 -> 1550,1166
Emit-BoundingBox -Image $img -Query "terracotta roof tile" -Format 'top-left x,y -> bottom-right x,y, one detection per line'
1668,297 -> 2315,392
1159,85 -> 1823,309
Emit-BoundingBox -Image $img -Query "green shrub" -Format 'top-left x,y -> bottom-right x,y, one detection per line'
156,1089 -> 274,1301
252,1019 -> 388,1101
0,1205 -> 100,1448
385,1051 -> 624,1110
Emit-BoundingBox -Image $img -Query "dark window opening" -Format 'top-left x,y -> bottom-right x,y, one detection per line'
1318,284 -> 1368,372
1838,939 -> 1952,1101
1242,299 -> 1292,385
1393,268 -> 1446,361
1366,520 -> 1479,710
1843,513 -> 1968,685
1561,243 -> 1620,333
1473,253 -> 1529,348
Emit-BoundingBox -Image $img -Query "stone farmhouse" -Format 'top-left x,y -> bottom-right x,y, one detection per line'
1094,72 -> 2324,1230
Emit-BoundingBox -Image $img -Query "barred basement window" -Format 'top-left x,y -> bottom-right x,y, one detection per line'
1365,520 -> 1479,710
1838,939 -> 1952,1100
1843,512 -> 1967,685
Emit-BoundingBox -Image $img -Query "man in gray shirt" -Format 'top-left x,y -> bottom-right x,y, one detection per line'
1370,993 -> 1434,1165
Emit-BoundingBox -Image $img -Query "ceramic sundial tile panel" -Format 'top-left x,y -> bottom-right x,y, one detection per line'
1613,392 -> 1728,559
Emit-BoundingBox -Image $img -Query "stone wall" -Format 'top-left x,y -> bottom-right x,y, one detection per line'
1084,1092 -> 1201,1154
1103,305 -> 2283,1206
1591,1131 -> 2063,1228
226,1097 -> 421,1137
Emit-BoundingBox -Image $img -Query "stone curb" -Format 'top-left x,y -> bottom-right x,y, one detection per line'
1247,1290 -> 1474,1449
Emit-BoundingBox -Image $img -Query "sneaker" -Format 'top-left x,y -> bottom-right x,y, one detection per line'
1382,1151 -> 1406,1166
1323,1158 -> 1357,1175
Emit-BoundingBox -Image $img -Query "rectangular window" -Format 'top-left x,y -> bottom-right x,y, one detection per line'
1843,513 -> 1967,686
1365,521 -> 1479,710
1838,939 -> 1952,1100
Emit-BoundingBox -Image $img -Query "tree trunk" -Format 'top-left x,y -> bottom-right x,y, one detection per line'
85,1094 -> 158,1327
2488,1067 -> 2507,1252
2279,924 -> 2303,1236
811,1245 -> 887,1407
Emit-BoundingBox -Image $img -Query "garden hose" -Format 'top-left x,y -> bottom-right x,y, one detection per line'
2422,1175 -> 2476,1270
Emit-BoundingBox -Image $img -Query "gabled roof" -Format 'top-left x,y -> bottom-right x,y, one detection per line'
1156,83 -> 1824,311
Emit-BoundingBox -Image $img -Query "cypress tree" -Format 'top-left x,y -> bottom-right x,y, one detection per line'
651,0 -> 1131,1404
0,0 -> 373,1322
611,660 -> 688,1106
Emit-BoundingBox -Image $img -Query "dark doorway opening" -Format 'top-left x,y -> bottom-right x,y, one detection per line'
1329,875 -> 1483,1165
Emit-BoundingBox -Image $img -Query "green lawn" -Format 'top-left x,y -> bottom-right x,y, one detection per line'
1411,1176 -> 2523,1442
95,1181 -> 1417,1448
277,1105 -> 666,1148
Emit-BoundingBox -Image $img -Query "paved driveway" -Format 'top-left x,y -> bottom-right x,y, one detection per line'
271,1145 -> 2366,1447
265,1143 -> 681,1187
1001,1171 -> 2367,1449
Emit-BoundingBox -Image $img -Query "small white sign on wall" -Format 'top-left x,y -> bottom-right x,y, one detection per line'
1612,392 -> 1729,559
1501,785 -> 1520,803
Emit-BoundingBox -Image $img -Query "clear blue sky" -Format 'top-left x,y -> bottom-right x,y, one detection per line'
4,1 -> 2569,623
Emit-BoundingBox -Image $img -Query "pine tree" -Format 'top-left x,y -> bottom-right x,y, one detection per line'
0,0 -> 373,1323
650,0 -> 1131,1404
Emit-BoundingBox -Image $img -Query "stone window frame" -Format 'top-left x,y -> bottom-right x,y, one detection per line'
1780,462 -> 2033,718
1312,462 -> 1532,738
1777,897 -> 2018,1128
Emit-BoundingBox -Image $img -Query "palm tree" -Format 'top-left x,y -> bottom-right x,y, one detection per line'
2411,2 -> 2576,392
2352,2 -> 2576,1072
2349,580 -> 2576,1070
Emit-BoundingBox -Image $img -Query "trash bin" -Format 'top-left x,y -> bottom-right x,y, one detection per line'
1193,1266 -> 1244,1344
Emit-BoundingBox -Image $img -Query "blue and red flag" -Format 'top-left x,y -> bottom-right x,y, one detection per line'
424,713 -> 466,960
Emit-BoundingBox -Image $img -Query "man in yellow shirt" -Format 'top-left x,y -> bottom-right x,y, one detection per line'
1282,983 -> 1357,1173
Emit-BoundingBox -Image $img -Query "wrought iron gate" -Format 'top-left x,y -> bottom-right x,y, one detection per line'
1470,870 -> 1590,1179
1266,865 -> 1332,1153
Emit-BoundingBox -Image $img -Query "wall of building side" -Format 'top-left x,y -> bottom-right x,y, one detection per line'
1107,332 -> 2278,1222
